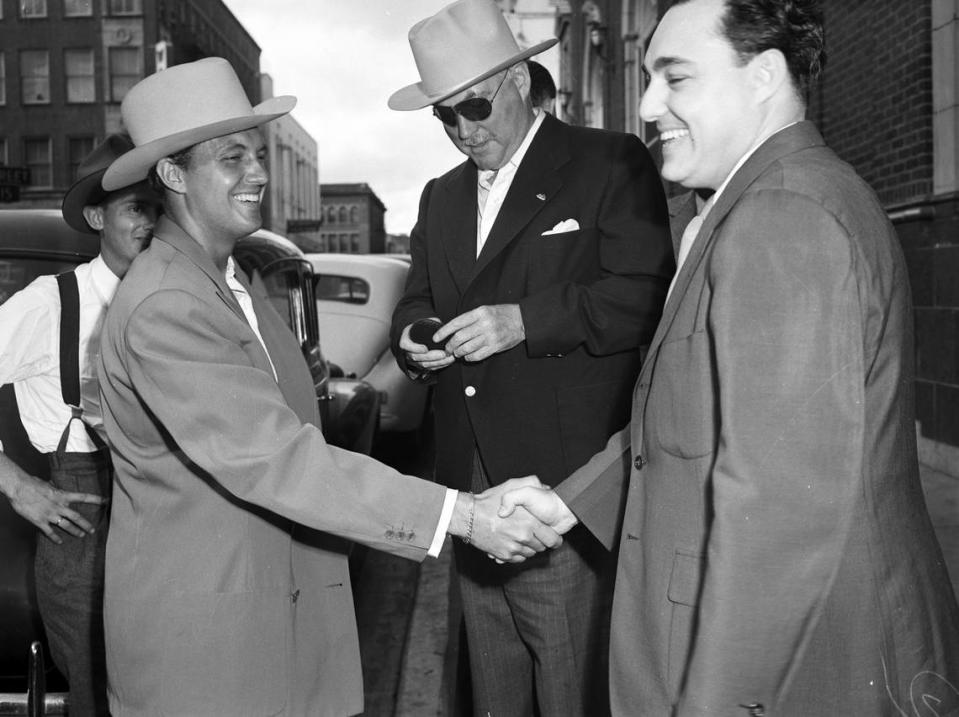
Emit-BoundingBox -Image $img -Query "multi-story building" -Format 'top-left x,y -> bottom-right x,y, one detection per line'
318,183 -> 386,254
259,73 -> 321,247
0,0 -> 321,239
556,0 -> 959,477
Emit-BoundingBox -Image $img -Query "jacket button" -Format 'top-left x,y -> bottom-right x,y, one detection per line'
290,589 -> 300,604
633,455 -> 645,470
740,704 -> 765,717
464,385 -> 476,397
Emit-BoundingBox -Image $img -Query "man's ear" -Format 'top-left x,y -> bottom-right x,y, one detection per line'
511,62 -> 531,99
155,158 -> 186,194
751,48 -> 789,103
81,205 -> 105,232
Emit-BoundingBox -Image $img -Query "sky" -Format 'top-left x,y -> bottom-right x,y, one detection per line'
221,0 -> 560,236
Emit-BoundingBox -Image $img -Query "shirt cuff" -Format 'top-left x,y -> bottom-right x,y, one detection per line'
427,488 -> 458,557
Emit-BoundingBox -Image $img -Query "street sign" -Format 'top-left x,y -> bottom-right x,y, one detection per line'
0,185 -> 20,203
0,167 -> 30,186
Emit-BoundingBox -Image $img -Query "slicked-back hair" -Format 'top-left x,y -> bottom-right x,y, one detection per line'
674,0 -> 826,96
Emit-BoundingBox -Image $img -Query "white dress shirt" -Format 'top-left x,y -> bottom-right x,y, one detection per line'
476,109 -> 547,255
0,255 -> 119,453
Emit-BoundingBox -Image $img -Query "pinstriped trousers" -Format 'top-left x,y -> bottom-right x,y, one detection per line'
452,453 -> 614,717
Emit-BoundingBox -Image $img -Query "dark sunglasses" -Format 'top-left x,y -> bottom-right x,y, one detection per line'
432,72 -> 508,126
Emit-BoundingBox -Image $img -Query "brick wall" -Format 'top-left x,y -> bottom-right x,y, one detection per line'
810,1 -> 959,457
809,1 -> 934,206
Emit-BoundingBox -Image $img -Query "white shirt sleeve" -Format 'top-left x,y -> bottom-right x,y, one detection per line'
427,488 -> 459,557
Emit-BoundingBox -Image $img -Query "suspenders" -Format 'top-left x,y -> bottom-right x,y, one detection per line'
55,271 -> 106,452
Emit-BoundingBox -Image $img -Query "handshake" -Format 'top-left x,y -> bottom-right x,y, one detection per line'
447,476 -> 579,563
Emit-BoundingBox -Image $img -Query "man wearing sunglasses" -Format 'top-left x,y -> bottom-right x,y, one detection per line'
388,1 -> 673,714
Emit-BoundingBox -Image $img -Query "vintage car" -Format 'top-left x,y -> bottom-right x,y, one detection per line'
305,253 -> 431,440
0,210 -> 378,707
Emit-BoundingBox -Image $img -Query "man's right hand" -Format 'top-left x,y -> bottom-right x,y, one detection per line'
0,456 -> 107,543
400,320 -> 455,372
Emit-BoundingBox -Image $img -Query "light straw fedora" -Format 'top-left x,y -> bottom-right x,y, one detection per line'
102,57 -> 295,191
388,0 -> 557,111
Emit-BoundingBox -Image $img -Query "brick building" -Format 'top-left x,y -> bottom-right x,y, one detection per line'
317,183 -> 387,254
555,0 -> 959,476
0,0 -> 321,239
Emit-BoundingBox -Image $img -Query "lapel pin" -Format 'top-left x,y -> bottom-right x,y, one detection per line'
535,193 -> 546,201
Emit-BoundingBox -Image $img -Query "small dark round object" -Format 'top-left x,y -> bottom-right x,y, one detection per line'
410,318 -> 445,351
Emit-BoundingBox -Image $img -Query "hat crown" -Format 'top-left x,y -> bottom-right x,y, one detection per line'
75,133 -> 134,181
121,57 -> 256,146
411,0 -> 521,97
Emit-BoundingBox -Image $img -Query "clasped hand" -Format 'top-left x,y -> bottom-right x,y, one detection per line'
402,304 -> 525,370
456,476 -> 579,563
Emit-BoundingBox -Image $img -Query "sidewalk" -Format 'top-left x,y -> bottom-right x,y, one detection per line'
395,465 -> 959,715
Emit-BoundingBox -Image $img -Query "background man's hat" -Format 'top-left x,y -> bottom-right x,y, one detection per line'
61,133 -> 135,234
102,57 -> 296,191
388,0 -> 558,111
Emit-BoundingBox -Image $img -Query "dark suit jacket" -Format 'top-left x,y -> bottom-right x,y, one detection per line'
391,114 -> 673,490
98,217 -> 448,716
558,122 -> 959,716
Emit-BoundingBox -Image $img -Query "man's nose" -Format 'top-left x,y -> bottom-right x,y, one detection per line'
455,113 -> 476,139
247,158 -> 269,184
638,78 -> 664,123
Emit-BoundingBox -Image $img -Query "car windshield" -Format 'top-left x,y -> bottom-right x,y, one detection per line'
314,274 -> 370,305
0,257 -> 80,305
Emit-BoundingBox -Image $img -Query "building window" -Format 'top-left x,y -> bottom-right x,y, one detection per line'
65,49 -> 95,103
64,0 -> 92,15
351,234 -> 359,253
338,206 -> 348,224
20,50 -> 50,104
109,47 -> 140,102
68,136 -> 95,181
326,205 -> 336,224
0,138 -> 8,165
24,137 -> 52,188
349,205 -> 358,223
108,0 -> 141,15
0,54 -> 5,106
19,0 -> 47,18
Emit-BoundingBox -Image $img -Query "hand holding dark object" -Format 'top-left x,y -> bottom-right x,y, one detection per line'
409,318 -> 446,351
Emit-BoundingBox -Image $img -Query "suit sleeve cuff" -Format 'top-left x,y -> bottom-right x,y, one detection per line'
427,488 -> 458,557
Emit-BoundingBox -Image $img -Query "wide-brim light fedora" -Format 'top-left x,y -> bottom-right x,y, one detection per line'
62,133 -> 136,234
102,57 -> 296,191
388,0 -> 558,111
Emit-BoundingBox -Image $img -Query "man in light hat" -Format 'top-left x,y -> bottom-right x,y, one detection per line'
387,0 -> 673,714
96,56 -> 558,716
0,133 -> 160,715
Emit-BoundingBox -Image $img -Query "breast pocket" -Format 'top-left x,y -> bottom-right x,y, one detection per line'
647,330 -> 715,459
527,227 -> 597,292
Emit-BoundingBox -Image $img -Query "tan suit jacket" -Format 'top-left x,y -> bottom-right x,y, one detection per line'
98,217 -> 447,716
558,122 -> 959,715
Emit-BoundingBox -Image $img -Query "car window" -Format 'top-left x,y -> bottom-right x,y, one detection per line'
0,257 -> 80,305
314,275 -> 369,305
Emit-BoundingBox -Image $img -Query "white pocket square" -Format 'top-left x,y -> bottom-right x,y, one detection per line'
542,219 -> 580,235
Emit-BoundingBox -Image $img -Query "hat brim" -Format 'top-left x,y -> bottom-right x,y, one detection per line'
102,95 -> 296,191
388,38 -> 558,111
62,170 -> 107,234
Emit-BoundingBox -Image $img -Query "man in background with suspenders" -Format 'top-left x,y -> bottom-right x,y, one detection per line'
0,134 -> 160,715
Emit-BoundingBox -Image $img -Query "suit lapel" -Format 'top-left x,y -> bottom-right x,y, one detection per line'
438,161 -> 480,294
641,122 -> 826,372
471,114 -> 568,281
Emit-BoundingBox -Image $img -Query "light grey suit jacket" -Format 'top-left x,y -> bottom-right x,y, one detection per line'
98,216 -> 447,716
558,122 -> 959,716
